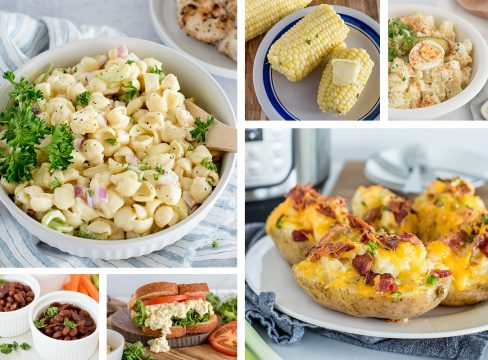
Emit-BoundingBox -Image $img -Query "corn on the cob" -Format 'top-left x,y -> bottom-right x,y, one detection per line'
245,0 -> 312,42
317,46 -> 374,115
267,4 -> 349,82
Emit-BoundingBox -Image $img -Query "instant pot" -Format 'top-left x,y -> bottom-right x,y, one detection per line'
245,129 -> 330,222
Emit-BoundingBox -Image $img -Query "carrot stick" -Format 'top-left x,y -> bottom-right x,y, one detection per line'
80,275 -> 99,302
63,274 -> 80,291
78,282 -> 90,297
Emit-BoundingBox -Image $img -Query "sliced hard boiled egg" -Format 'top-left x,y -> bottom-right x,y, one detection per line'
332,59 -> 361,85
481,100 -> 488,120
408,40 -> 445,71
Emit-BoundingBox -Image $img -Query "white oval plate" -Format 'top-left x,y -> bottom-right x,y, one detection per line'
253,5 -> 380,121
365,145 -> 488,192
246,236 -> 488,338
149,0 -> 237,79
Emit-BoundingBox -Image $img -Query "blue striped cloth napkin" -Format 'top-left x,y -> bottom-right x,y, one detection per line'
0,12 -> 237,267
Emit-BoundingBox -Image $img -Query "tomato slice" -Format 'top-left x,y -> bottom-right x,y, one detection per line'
186,295 -> 206,301
209,321 -> 237,357
143,295 -> 188,305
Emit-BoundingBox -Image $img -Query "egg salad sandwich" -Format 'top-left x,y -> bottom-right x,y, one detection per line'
128,281 -> 218,353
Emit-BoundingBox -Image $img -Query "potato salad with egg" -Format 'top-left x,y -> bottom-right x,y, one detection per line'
0,46 -> 220,240
388,13 -> 473,109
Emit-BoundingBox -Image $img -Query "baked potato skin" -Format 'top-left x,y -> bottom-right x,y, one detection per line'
267,217 -> 313,265
442,282 -> 488,306
293,271 -> 450,320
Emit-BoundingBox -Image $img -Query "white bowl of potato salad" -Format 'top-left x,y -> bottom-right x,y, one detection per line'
389,5 -> 488,120
0,37 -> 235,260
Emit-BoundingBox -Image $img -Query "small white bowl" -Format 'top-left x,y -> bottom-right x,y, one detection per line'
389,5 -> 488,120
0,275 -> 40,337
33,275 -> 67,296
0,37 -> 236,260
107,329 -> 125,360
29,291 -> 99,360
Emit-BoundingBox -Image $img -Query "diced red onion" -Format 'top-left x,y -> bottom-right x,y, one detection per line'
74,138 -> 84,150
117,45 -> 128,58
97,113 -> 107,126
183,191 -> 196,209
98,187 -> 108,201
126,154 -> 138,165
74,186 -> 84,197
156,170 -> 179,186
86,189 -> 94,207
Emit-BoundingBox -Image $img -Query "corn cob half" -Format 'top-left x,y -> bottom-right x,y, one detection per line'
267,4 -> 349,82
317,46 -> 374,115
245,0 -> 312,42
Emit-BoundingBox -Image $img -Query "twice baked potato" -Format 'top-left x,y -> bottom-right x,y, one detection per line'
413,178 -> 486,244
266,183 -> 349,265
427,210 -> 488,306
351,185 -> 418,234
292,215 -> 452,320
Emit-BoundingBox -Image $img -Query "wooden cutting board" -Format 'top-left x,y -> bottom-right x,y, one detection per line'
331,161 -> 488,202
108,308 -> 232,360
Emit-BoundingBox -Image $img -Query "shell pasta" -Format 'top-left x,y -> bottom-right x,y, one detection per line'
1,46 -> 221,240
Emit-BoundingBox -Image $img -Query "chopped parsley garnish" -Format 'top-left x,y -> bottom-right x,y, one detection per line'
147,65 -> 162,74
305,39 -> 311,45
426,275 -> 438,285
123,341 -> 154,360
211,241 -> 219,248
0,341 -> 31,354
105,138 -> 117,146
388,18 -> 417,61
153,165 -> 166,180
49,177 -> 61,189
75,91 -> 92,106
276,214 -> 285,229
63,319 -> 77,329
190,115 -> 214,142
121,81 -> 138,103
126,60 -> 135,65
201,158 -> 217,172
366,241 -> 378,256
46,306 -> 58,316
34,306 -> 59,329
0,71 -> 74,183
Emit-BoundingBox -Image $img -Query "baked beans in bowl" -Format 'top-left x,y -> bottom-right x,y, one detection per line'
0,275 -> 40,337
29,291 -> 98,360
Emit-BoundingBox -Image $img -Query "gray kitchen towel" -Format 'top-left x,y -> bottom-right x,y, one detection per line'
245,223 -> 488,360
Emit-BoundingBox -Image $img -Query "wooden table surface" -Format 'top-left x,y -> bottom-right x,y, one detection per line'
331,161 -> 488,202
245,0 -> 380,121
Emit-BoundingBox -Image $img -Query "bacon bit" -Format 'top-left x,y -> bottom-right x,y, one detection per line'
348,215 -> 374,231
397,232 -> 422,245
458,181 -> 471,194
305,227 -> 354,261
432,269 -> 452,278
287,183 -> 319,210
352,253 -> 374,276
387,199 -> 412,224
442,230 -> 468,254
377,233 -> 399,250
291,229 -> 312,242
364,271 -> 379,286
478,235 -> 488,258
377,273 -> 398,293
316,203 -> 336,219
364,206 -> 381,224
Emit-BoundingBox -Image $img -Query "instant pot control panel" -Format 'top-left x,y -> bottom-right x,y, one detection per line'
245,129 -> 293,189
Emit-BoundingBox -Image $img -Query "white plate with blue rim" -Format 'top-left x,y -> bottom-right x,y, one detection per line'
253,5 -> 380,121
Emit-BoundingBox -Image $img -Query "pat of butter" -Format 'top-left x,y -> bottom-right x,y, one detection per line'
332,59 -> 361,85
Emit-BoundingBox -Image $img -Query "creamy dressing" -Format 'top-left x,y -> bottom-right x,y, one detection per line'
144,299 -> 214,353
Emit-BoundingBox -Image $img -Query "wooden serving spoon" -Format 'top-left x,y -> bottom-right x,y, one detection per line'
184,100 -> 237,153
457,0 -> 488,19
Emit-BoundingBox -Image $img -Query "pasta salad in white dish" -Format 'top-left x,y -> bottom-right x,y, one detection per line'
0,45 -> 221,240
388,12 -> 473,109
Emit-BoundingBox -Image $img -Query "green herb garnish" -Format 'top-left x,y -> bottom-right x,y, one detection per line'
201,158 -> 217,172
388,18 -> 417,61
153,165 -> 166,180
391,291 -> 401,299
482,213 -> 488,225
105,138 -> 117,146
276,214 -> 285,229
211,241 -> 219,248
305,39 -> 311,45
19,343 -> 31,351
121,81 -> 138,103
75,91 -> 92,106
366,241 -> 378,256
49,177 -> 61,189
122,341 -> 154,360
63,319 -> 77,329
126,60 -> 135,65
190,115 -> 214,142
427,275 -> 438,285
147,65 -> 162,75
46,306 -> 58,316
